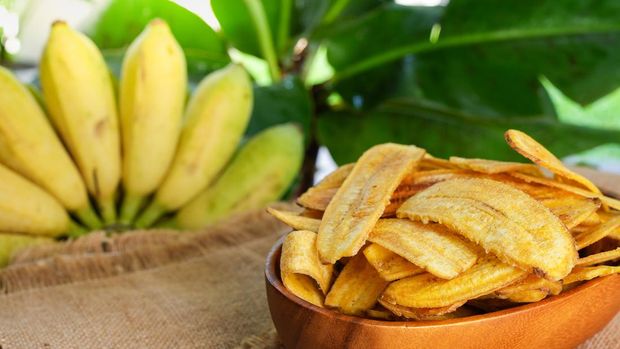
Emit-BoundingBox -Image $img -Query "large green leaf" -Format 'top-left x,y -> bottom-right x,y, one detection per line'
91,0 -> 229,80
212,0 -> 282,57
323,4 -> 441,109
294,0 -> 387,38
247,76 -> 313,144
317,99 -> 620,164
326,1 -> 620,116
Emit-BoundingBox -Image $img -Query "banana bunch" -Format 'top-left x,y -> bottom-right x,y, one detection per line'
0,19 -> 304,265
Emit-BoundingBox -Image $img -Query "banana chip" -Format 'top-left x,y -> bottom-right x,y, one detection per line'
574,214 -> 620,250
494,274 -> 562,299
380,256 -> 527,309
267,208 -> 321,232
563,266 -> 620,285
366,307 -> 395,320
503,290 -> 549,303
576,248 -> 620,266
363,243 -> 424,281
297,164 -> 354,211
369,219 -> 479,279
511,172 -> 620,210
538,195 -> 600,229
449,156 -> 541,176
397,178 -> 577,281
379,299 -> 466,320
281,231 -> 333,307
505,129 -> 601,194
318,144 -> 425,264
420,154 -> 459,170
325,252 -> 389,315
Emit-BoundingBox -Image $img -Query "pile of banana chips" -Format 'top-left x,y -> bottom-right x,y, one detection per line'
270,129 -> 620,321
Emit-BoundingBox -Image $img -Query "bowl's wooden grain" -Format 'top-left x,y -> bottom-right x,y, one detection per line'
265,238 -> 620,349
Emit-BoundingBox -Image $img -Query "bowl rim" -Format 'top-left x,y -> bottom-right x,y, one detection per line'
265,235 -> 619,328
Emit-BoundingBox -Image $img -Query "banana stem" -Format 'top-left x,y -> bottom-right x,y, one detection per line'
66,219 -> 88,238
74,205 -> 103,229
98,197 -> 117,225
119,194 -> 145,226
134,201 -> 166,228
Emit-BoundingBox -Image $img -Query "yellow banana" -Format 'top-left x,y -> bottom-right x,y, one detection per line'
40,21 -> 121,224
135,64 -> 253,227
0,67 -> 101,229
118,19 -> 187,224
0,233 -> 54,267
174,124 -> 304,229
0,163 -> 76,237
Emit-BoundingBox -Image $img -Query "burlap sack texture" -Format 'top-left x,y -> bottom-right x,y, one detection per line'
0,196 -> 617,348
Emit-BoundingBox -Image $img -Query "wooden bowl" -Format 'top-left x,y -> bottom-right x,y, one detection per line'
265,238 -> 620,349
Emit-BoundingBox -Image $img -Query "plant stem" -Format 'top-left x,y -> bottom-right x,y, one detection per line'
323,0 -> 352,24
243,0 -> 281,82
277,0 -> 292,55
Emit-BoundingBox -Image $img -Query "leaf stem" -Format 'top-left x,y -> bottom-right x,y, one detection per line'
243,0 -> 281,81
277,0 -> 293,55
323,0 -> 352,24
332,25 -> 620,82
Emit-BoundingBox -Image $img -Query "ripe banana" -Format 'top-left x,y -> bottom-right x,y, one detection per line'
0,233 -> 53,267
0,67 -> 101,229
174,123 -> 304,229
0,163 -> 76,237
40,21 -> 121,224
118,19 -> 187,224
135,64 -> 253,227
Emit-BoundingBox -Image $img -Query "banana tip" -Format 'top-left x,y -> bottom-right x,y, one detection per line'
52,20 -> 68,27
149,18 -> 167,27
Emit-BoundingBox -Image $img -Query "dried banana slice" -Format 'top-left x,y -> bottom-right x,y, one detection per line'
563,266 -> 620,285
576,247 -> 620,266
267,208 -> 321,232
449,156 -> 541,175
297,163 -> 354,211
398,178 -> 577,281
325,252 -> 389,315
318,144 -> 425,264
281,231 -> 333,307
369,219 -> 479,279
574,214 -> 620,250
380,256 -> 527,309
379,299 -> 466,320
363,243 -> 424,281
505,129 -> 601,194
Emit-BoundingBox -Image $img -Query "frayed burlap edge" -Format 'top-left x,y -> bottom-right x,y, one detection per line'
0,203 -> 294,294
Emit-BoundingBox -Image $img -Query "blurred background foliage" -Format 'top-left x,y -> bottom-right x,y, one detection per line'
1,0 -> 620,185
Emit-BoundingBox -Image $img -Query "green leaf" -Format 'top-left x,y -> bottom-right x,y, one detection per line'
317,99 -> 620,164
327,1 -> 620,116
92,0 -> 229,80
293,0 -> 387,37
247,76 -> 313,145
212,0 -> 281,57
543,77 -> 620,130
323,4 -> 441,109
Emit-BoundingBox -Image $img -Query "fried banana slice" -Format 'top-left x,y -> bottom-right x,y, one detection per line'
267,208 -> 321,232
366,307 -> 395,320
574,214 -> 620,250
398,178 -> 577,281
363,243 -> 424,281
449,156 -> 541,176
494,274 -> 562,299
369,219 -> 479,279
503,290 -> 549,303
318,144 -> 425,264
380,255 -> 527,308
505,129 -> 601,195
563,266 -> 620,285
420,154 -> 459,170
379,299 -> 466,320
325,252 -> 389,315
297,163 -> 354,210
510,172 -> 620,210
577,248 -> 620,266
281,231 -> 333,307
539,195 -> 600,229
580,212 -> 601,227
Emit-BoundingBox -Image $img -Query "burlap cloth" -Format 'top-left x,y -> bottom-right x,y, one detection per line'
0,168 -> 617,349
